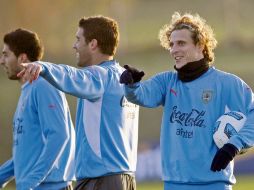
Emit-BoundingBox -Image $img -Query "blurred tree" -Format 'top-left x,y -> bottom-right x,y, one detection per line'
223,0 -> 240,46
1,0 -> 254,165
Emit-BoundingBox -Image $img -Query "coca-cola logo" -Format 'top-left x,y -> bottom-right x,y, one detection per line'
170,106 -> 206,128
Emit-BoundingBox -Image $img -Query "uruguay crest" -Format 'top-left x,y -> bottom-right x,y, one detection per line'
202,90 -> 213,104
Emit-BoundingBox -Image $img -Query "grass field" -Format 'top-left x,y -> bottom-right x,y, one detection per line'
2,176 -> 253,189
137,176 -> 254,190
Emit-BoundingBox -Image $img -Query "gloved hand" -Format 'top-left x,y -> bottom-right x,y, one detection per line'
120,65 -> 145,85
211,143 -> 239,172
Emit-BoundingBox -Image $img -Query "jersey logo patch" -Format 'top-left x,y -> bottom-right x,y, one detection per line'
48,104 -> 57,109
170,88 -> 177,96
202,90 -> 213,104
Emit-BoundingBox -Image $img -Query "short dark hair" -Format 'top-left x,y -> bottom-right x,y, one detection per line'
79,15 -> 119,56
3,28 -> 43,61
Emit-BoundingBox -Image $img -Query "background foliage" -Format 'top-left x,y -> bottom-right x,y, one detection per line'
0,0 -> 253,188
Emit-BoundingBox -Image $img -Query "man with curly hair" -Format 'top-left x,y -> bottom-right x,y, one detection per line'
120,12 -> 254,190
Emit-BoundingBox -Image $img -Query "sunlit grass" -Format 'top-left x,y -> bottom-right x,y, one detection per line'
137,175 -> 254,190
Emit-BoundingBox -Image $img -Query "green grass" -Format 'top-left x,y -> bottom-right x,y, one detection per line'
3,176 -> 253,190
137,176 -> 254,190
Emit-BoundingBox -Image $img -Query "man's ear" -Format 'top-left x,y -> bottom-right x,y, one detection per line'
17,53 -> 28,63
89,39 -> 98,51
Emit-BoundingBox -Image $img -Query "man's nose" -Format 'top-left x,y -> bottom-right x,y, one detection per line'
73,42 -> 77,50
170,44 -> 179,55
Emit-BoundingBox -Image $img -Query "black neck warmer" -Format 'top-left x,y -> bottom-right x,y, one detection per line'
174,58 -> 210,82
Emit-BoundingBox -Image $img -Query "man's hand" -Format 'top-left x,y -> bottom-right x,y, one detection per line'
211,143 -> 239,172
17,62 -> 42,83
120,65 -> 145,85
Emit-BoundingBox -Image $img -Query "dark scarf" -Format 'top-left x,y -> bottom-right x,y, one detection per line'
174,58 -> 209,82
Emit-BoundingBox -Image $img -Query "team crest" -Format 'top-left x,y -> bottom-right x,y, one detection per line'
202,90 -> 213,104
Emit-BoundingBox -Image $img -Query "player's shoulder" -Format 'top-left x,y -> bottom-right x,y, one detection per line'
214,68 -> 248,89
152,70 -> 177,82
156,70 -> 176,77
85,64 -> 109,77
102,60 -> 123,75
32,76 -> 61,94
98,61 -> 125,80
214,68 -> 236,78
33,76 -> 50,87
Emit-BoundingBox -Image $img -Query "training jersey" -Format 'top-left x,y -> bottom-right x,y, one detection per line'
124,67 -> 254,185
0,77 -> 75,190
38,60 -> 139,179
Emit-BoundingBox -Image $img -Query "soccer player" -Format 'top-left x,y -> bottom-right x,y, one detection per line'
0,29 -> 75,190
18,16 -> 139,190
120,12 -> 254,190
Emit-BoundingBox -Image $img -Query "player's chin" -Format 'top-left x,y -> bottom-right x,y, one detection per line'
175,62 -> 186,69
77,61 -> 87,68
9,75 -> 19,80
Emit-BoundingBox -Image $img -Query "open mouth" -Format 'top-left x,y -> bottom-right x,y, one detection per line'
175,56 -> 183,61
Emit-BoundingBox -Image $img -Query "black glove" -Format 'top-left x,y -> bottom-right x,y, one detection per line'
120,65 -> 145,85
211,143 -> 239,172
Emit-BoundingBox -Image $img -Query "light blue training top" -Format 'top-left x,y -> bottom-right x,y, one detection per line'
0,77 -> 75,190
124,67 -> 254,185
38,60 -> 139,179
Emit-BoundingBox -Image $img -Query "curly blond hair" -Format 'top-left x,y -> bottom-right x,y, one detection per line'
159,12 -> 217,63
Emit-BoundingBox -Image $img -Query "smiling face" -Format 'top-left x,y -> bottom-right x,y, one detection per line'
73,27 -> 92,67
169,29 -> 204,69
1,44 -> 22,80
